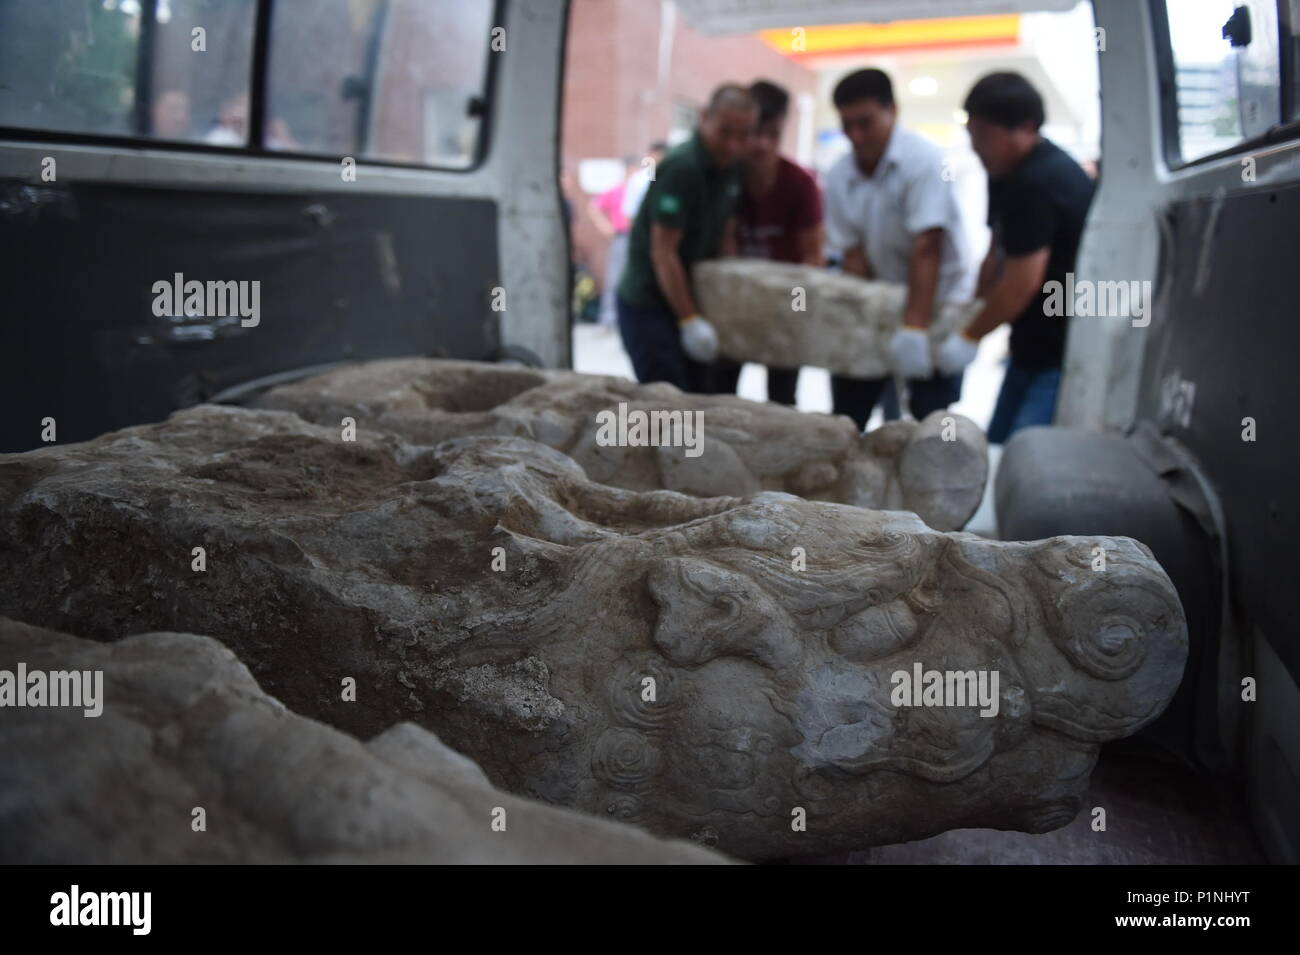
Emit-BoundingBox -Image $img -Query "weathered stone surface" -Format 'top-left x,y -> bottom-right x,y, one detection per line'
251,357 -> 987,531
0,616 -> 730,864
694,259 -> 983,378
0,406 -> 1187,860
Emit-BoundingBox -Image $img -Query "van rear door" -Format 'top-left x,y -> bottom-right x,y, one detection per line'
0,0 -> 570,453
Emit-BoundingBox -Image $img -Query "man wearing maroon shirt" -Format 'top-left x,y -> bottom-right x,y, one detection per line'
713,80 -> 823,403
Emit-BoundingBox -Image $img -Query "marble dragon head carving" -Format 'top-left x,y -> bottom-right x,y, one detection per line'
0,413 -> 1186,861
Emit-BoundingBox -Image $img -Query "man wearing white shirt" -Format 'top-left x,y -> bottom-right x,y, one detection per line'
823,69 -> 974,429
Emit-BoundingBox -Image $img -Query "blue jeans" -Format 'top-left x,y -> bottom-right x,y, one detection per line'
987,363 -> 1061,444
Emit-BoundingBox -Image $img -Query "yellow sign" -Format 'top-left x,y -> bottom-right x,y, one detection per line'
762,15 -> 1020,58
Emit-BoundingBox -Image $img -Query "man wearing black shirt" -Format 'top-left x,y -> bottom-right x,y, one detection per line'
935,72 -> 1095,443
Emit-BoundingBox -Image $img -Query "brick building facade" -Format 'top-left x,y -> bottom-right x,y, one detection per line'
562,0 -> 817,284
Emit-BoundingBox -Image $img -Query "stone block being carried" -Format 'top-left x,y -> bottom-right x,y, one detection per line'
694,258 -> 982,379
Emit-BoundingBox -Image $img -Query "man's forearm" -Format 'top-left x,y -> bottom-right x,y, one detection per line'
965,272 -> 1038,339
720,217 -> 738,258
902,237 -> 942,329
841,245 -> 872,279
651,251 -> 700,323
975,247 -> 1001,297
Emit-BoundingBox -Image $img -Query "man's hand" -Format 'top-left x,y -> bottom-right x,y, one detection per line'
889,326 -> 933,379
934,330 -> 980,375
680,315 -> 719,363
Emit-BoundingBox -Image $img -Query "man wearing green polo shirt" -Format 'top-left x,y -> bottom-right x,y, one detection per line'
616,84 -> 756,393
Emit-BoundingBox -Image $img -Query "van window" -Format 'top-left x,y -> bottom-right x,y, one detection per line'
156,0 -> 259,145
1164,0 -> 1282,163
0,0 -> 256,145
266,0 -> 494,167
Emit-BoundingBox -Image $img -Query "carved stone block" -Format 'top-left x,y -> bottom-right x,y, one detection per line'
0,617 -> 729,863
0,406 -> 1187,860
253,358 -> 987,530
694,259 -> 982,379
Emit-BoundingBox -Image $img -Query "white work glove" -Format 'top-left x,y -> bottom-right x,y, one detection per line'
934,330 -> 980,376
889,326 -> 933,379
679,315 -> 719,363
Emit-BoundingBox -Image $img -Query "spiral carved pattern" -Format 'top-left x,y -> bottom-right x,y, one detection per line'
1054,584 -> 1169,681
607,658 -> 675,731
591,727 -> 661,790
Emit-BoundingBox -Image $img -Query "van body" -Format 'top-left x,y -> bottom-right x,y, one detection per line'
1,0 -> 1295,862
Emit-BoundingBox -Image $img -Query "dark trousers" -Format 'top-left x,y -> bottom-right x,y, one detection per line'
830,371 -> 964,432
712,358 -> 743,395
616,295 -> 710,393
880,378 -> 901,420
708,359 -> 799,404
767,366 -> 799,405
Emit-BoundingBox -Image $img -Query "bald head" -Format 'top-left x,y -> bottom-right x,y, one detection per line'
699,84 -> 757,169
706,84 -> 755,116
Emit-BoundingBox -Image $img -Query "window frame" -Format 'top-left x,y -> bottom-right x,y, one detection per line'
0,0 -> 504,174
1151,0 -> 1300,170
